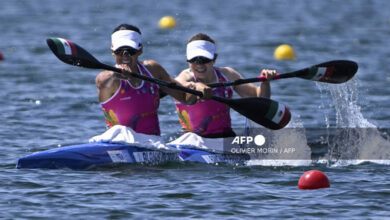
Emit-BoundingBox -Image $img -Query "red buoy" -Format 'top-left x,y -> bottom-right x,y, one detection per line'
0,51 -> 3,61
298,170 -> 330,190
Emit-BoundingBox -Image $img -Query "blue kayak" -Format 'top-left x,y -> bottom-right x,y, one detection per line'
17,142 -> 250,170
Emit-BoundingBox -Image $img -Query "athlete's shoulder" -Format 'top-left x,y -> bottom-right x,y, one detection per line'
95,70 -> 121,99
176,69 -> 194,82
218,66 -> 236,73
96,70 -> 114,85
141,59 -> 168,79
141,59 -> 161,69
218,66 -> 241,81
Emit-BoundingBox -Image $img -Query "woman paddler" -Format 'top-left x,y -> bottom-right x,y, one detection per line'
175,33 -> 277,138
95,24 -> 211,135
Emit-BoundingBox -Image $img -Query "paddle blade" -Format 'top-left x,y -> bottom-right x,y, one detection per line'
46,38 -> 104,69
299,60 -> 358,83
219,97 -> 291,130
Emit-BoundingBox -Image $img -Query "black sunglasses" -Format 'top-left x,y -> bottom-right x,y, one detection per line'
114,47 -> 138,56
187,56 -> 212,64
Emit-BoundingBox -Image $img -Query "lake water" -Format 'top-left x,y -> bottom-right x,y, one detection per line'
1,0 -> 390,219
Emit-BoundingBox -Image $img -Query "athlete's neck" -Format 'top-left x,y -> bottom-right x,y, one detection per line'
123,62 -> 143,87
194,68 -> 216,83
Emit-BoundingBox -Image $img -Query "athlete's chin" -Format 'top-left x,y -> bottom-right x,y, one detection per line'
194,69 -> 208,75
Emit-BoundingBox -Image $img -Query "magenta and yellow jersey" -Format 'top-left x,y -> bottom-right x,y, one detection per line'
175,67 -> 234,137
101,63 -> 160,135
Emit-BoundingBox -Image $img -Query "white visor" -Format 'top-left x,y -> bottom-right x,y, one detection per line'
111,30 -> 142,51
186,40 -> 215,60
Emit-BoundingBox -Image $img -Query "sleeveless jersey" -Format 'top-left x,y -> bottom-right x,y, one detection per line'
175,67 -> 234,136
101,63 -> 160,135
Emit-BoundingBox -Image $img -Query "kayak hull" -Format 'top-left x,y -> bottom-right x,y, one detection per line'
17,142 -> 250,169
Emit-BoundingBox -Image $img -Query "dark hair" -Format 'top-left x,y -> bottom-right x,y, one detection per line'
188,33 -> 215,44
112,24 -> 142,34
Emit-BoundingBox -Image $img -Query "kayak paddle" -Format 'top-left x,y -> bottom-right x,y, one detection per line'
207,60 -> 358,87
46,37 -> 291,130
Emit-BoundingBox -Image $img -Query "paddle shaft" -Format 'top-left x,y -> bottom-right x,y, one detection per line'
159,72 -> 296,98
207,70 -> 320,87
207,60 -> 357,87
207,74 -> 281,87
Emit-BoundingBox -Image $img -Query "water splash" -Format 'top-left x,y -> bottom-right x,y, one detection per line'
316,80 -> 390,166
243,79 -> 389,167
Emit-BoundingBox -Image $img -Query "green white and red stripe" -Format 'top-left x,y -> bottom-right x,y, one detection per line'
307,66 -> 335,81
51,38 -> 77,56
265,101 -> 290,127
320,66 -> 335,81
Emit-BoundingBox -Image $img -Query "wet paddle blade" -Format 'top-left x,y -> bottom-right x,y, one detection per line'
214,96 -> 291,130
46,38 -> 107,70
297,60 -> 358,84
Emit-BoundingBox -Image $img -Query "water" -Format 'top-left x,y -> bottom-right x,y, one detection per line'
1,0 -> 390,218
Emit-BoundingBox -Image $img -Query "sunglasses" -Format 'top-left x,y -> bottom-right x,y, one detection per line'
114,48 -> 138,56
187,56 -> 213,64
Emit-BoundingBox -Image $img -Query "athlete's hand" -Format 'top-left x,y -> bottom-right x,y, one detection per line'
184,82 -> 212,100
195,82 -> 212,100
260,69 -> 277,83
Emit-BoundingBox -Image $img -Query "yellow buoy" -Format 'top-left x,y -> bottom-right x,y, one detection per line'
274,44 -> 295,60
158,16 -> 177,29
